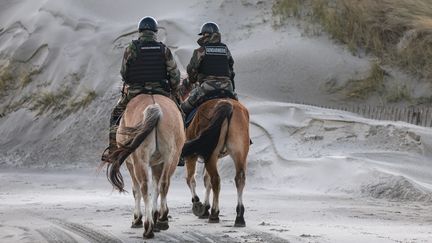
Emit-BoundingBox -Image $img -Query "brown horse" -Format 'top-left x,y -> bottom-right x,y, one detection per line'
104,94 -> 185,239
181,97 -> 250,227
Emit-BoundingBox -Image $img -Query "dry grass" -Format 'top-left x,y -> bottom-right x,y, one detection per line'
20,68 -> 42,88
28,88 -> 97,118
273,0 -> 432,81
344,62 -> 386,99
0,64 -> 14,95
30,88 -> 72,116
272,0 -> 304,19
2,88 -> 97,118
67,90 -> 97,114
0,60 -> 97,117
386,84 -> 411,103
324,62 -> 387,100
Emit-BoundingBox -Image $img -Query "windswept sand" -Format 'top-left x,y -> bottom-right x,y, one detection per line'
1,1 -> 431,242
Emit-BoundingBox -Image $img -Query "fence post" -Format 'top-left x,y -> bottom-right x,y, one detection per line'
396,107 -> 401,121
426,107 -> 431,127
408,107 -> 414,124
428,108 -> 432,127
416,107 -> 421,125
421,107 -> 427,127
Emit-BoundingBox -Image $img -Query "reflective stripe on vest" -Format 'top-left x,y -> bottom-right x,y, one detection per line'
126,41 -> 167,85
199,43 -> 230,77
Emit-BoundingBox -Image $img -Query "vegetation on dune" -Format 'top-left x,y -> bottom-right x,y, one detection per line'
0,60 -> 97,118
385,84 -> 411,103
30,88 -> 72,116
67,90 -> 98,115
0,63 -> 14,95
273,0 -> 432,103
28,88 -> 98,118
20,68 -> 43,88
344,62 -> 387,100
324,61 -> 386,99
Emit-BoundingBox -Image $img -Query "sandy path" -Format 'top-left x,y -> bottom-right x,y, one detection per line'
1,170 -> 431,243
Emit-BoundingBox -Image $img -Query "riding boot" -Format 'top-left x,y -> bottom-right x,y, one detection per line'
101,106 -> 123,162
101,125 -> 118,162
181,100 -> 194,119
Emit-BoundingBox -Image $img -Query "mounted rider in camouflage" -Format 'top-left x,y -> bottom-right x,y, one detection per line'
101,16 -> 180,162
180,22 -> 237,117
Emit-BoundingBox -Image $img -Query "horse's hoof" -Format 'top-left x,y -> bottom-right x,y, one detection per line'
208,208 -> 220,223
143,231 -> 154,239
192,202 -> 204,216
131,215 -> 143,228
143,221 -> 154,238
234,217 -> 246,227
156,220 -> 169,231
198,209 -> 210,219
131,222 -> 143,228
208,216 -> 220,223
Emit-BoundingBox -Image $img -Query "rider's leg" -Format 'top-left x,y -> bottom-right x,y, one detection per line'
180,86 -> 204,118
101,94 -> 129,162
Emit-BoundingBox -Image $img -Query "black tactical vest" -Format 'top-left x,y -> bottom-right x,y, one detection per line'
199,43 -> 230,77
126,41 -> 167,85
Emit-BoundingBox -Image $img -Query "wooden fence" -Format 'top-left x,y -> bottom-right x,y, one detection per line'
292,102 -> 432,127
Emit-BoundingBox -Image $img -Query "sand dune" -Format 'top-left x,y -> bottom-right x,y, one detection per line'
0,1 -> 431,242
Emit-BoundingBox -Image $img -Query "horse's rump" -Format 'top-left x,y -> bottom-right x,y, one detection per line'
182,98 -> 249,162
107,94 -> 184,191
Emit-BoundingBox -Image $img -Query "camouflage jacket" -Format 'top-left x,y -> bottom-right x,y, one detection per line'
120,30 -> 180,93
186,33 -> 235,86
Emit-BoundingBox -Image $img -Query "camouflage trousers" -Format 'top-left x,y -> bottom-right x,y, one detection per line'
180,79 -> 234,116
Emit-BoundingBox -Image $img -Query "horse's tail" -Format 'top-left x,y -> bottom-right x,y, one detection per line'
182,100 -> 233,161
107,104 -> 162,192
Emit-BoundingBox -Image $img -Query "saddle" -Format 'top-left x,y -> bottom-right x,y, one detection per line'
185,89 -> 237,128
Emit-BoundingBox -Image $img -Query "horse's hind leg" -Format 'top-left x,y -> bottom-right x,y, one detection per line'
199,170 -> 211,219
126,161 -> 143,228
151,163 -> 163,232
232,151 -> 247,227
156,154 -> 175,231
132,155 -> 154,239
205,155 -> 221,223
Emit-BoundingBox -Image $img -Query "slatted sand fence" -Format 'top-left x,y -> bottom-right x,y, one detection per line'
292,101 -> 432,127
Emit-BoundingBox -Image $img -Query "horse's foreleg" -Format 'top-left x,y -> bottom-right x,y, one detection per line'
126,162 -> 143,228
205,156 -> 220,223
134,160 -> 154,239
185,156 -> 203,215
199,170 -> 211,219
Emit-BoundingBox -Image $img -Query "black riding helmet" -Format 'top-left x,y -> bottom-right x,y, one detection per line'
138,16 -> 158,32
198,22 -> 220,35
